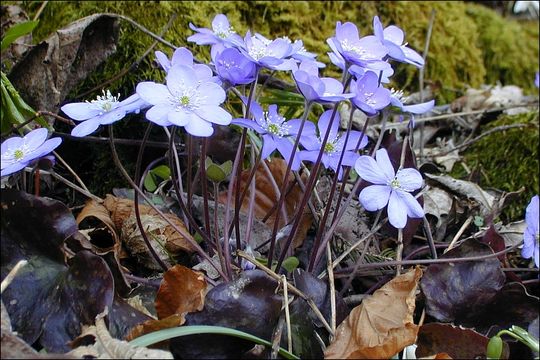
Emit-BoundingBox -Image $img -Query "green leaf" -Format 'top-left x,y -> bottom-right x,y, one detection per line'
220,160 -> 233,177
143,173 -> 157,192
206,163 -> 227,183
151,165 -> 171,180
128,325 -> 299,359
282,256 -> 299,273
1,20 -> 39,52
486,335 -> 503,359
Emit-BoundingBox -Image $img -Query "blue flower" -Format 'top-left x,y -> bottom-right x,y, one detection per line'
61,90 -> 150,137
154,47 -> 220,84
373,16 -> 425,68
354,148 -> 424,228
535,72 -> 539,88
299,110 -> 367,180
136,64 -> 231,137
327,21 -> 388,70
231,101 -> 314,171
211,44 -> 257,86
292,61 -> 354,103
390,89 -> 435,128
351,72 -> 392,116
1,128 -> 62,176
240,31 -> 294,70
187,14 -> 244,48
522,195 -> 539,267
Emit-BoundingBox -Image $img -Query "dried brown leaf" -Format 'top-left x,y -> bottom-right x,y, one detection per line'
76,198 -> 119,247
324,267 -> 422,359
124,314 -> 184,345
218,158 -> 312,249
155,265 -> 207,320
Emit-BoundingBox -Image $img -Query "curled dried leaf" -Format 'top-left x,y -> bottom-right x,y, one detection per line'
325,267 -> 422,359
155,265 -> 207,320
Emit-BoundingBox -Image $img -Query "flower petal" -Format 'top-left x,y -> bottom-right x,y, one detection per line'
261,134 -> 277,160
388,190 -> 408,228
1,161 -> 27,177
61,103 -> 101,121
167,65 -> 197,94
396,168 -> 423,192
275,138 -> 300,171
171,47 -> 194,67
231,118 -> 265,133
383,25 -> 404,45
136,82 -> 170,105
184,118 -> 214,137
30,137 -> 62,159
397,191 -> 424,218
344,130 -> 368,151
146,104 -> 174,125
1,136 -> 23,155
359,185 -> 391,211
71,119 -> 100,137
24,128 -> 48,151
197,82 -> 226,105
194,105 -> 232,125
375,148 -> 396,181
168,109 -> 193,126
354,155 -> 389,185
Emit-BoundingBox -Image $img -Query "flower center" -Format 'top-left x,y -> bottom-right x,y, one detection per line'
390,88 -> 408,103
263,112 -> 290,137
90,89 -> 120,114
213,24 -> 235,39
324,142 -> 336,153
248,40 -> 273,61
390,177 -> 401,189
13,149 -> 24,160
340,39 -> 367,57
180,95 -> 191,106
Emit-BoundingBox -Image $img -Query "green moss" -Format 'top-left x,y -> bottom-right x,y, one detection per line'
451,111 -> 540,222
20,1 -> 538,104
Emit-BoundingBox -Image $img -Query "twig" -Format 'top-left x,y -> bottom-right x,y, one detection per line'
281,275 -> 293,353
418,9 -> 436,161
382,104 -> 538,129
396,229 -> 404,275
326,242 -> 336,342
445,215 -> 473,253
52,150 -> 90,193
104,13 -> 177,50
236,250 -> 334,336
33,1 -> 49,21
47,170 -> 103,202
1,260 -> 28,293
333,243 -> 521,275
76,13 -> 178,100
430,123 -> 530,157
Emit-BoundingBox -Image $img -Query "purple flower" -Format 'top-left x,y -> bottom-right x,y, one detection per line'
354,148 -> 424,228
136,64 -> 231,137
231,101 -> 314,171
1,128 -> 62,176
187,14 -> 244,48
327,21 -> 388,70
373,16 -> 424,68
351,72 -> 392,116
299,110 -> 367,180
240,31 -> 294,70
292,61 -> 354,103
327,48 -> 394,83
211,44 -> 257,86
281,36 -> 325,68
522,195 -> 539,267
61,91 -> 150,137
390,89 -> 435,128
155,47 -> 220,84
535,72 -> 539,88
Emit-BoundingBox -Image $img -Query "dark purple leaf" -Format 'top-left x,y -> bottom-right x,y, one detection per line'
461,282 -> 539,336
416,323 -> 510,359
170,270 -> 282,359
420,239 -> 505,322
293,268 -> 348,327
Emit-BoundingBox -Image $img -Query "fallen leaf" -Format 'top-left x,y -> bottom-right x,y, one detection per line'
103,195 -> 196,270
124,314 -> 184,345
324,266 -> 422,359
420,239 -> 505,323
155,265 -> 207,320
170,269 -> 282,359
7,14 -> 119,122
68,308 -> 173,359
219,158 -> 313,250
416,323 -> 509,359
76,198 -> 119,248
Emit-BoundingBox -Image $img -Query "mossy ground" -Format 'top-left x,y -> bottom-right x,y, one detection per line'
451,111 -> 540,222
9,1 -> 540,217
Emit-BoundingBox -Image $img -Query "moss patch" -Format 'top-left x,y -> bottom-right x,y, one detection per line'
451,110 -> 539,222
21,1 -> 539,104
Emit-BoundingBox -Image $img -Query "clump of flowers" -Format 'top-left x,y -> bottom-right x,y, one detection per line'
1,128 -> 62,177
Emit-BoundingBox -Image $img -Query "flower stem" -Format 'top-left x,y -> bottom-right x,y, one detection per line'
267,100 -> 313,269
108,125 -> 227,279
